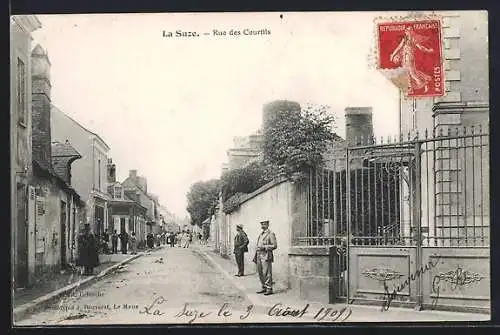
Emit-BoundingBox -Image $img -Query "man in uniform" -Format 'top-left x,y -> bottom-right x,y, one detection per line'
233,224 -> 249,277
253,220 -> 277,295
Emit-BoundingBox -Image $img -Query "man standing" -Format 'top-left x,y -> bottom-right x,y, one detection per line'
233,224 -> 249,277
253,220 -> 277,295
111,230 -> 118,254
119,230 -> 129,254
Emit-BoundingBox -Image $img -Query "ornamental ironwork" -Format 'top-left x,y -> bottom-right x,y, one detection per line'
362,267 -> 404,282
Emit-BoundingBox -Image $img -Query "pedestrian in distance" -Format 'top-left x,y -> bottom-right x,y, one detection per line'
253,220 -> 277,296
76,223 -> 100,275
111,230 -> 118,254
119,230 -> 129,254
147,232 -> 154,249
129,231 -> 138,255
233,224 -> 249,277
102,230 -> 110,254
182,231 -> 191,248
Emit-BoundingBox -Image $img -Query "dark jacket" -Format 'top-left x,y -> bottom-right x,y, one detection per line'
234,230 -> 249,254
119,232 -> 129,243
77,232 -> 100,268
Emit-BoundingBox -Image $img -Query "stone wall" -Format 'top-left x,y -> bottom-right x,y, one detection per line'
223,178 -> 302,290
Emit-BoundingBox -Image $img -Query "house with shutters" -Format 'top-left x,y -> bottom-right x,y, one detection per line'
17,43 -> 86,287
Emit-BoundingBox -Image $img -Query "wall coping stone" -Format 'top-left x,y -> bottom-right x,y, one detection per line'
289,246 -> 331,256
236,176 -> 289,208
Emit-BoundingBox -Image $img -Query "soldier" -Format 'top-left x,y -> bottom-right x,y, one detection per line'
233,224 -> 249,277
253,220 -> 277,295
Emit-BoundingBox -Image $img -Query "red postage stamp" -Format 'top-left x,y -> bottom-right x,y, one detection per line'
377,20 -> 443,98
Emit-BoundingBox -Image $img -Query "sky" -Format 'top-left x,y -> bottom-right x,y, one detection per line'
31,12 -> 402,218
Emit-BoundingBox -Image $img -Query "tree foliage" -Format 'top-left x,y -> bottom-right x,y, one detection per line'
220,160 -> 276,214
186,179 -> 220,227
262,102 -> 336,180
220,160 -> 272,202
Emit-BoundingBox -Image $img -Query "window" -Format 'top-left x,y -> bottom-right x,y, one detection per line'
98,159 -> 101,191
114,186 -> 122,199
16,58 -> 26,125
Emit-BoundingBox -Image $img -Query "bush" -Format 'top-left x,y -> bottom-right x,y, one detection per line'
220,160 -> 272,202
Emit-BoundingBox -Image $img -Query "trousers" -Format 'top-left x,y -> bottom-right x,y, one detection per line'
235,251 -> 244,275
256,252 -> 273,290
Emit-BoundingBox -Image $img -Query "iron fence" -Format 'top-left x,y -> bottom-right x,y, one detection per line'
300,125 -> 489,248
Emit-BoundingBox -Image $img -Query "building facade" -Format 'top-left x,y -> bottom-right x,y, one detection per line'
51,104 -> 112,237
122,170 -> 162,237
11,15 -> 42,288
107,181 -> 147,247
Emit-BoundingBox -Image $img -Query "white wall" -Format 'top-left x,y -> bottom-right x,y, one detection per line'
226,181 -> 293,290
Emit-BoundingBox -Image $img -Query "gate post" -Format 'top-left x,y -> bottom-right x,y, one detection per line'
329,245 -> 339,303
345,146 -> 351,305
414,141 -> 423,310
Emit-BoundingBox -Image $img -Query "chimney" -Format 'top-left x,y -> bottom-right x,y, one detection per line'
31,44 -> 52,168
107,160 -> 116,183
129,169 -> 137,178
137,176 -> 147,193
345,107 -> 374,146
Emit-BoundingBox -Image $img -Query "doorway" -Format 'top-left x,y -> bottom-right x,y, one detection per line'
120,218 -> 126,233
16,183 -> 28,288
60,200 -> 67,268
94,205 -> 105,237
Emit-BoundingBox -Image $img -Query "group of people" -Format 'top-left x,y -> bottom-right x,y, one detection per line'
232,220 -> 277,296
165,231 -> 192,248
76,224 -> 171,275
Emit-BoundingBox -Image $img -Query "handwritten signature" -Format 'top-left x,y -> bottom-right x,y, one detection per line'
381,256 -> 441,311
139,295 -> 166,316
137,297 -> 351,323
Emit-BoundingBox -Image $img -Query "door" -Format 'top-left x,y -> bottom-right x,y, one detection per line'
94,205 -> 105,237
71,206 -> 76,261
27,186 -> 36,280
60,200 -> 67,268
120,218 -> 126,233
16,183 -> 28,288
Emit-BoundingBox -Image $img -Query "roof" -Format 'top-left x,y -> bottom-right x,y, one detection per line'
33,160 -> 81,200
109,198 -> 148,209
51,141 -> 81,158
51,104 -> 111,150
122,177 -> 158,203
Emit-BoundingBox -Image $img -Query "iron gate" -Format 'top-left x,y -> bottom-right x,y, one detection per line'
301,126 -> 490,312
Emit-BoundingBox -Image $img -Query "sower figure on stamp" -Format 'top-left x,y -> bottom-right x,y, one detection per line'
234,224 -> 249,277
253,220 -> 277,295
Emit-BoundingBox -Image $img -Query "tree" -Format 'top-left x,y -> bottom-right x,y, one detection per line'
262,102 -> 336,181
186,179 -> 220,227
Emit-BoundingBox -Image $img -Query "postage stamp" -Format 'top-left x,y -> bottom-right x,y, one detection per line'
374,17 -> 444,98
10,10 -> 489,326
